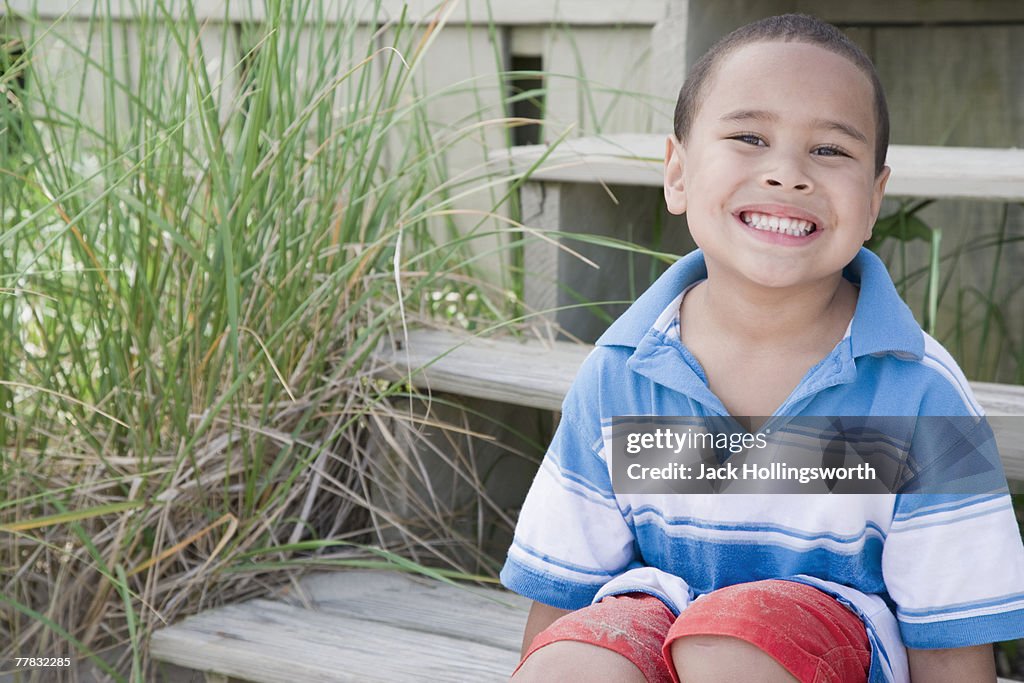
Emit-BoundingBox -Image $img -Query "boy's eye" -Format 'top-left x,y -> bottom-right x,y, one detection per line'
813,145 -> 849,158
730,133 -> 766,146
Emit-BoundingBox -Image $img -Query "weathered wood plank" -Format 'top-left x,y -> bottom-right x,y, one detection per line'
520,183 -> 563,336
278,571 -> 529,653
974,382 -> 1024,482
975,381 -> 1024,416
149,596 -> 520,683
377,329 -> 588,412
492,135 -> 1024,201
374,330 -> 1024,480
796,0 -> 1024,24
12,0 -> 671,25
542,27 -> 658,135
886,144 -> 1024,202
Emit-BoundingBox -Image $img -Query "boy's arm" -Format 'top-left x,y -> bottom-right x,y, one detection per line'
907,644 -> 995,682
520,600 -> 572,658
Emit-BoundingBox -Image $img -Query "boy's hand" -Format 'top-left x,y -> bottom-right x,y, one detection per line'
907,644 -> 995,682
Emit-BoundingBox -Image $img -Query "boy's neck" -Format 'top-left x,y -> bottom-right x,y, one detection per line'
686,268 -> 858,352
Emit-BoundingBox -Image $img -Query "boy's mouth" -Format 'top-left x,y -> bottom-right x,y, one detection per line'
739,211 -> 817,237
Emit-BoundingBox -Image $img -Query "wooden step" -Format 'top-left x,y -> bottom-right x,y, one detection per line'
149,571 -> 530,683
374,329 -> 1024,480
490,134 -> 1024,201
150,568 -> 1023,682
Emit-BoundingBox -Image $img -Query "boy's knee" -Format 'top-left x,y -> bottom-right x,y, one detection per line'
512,641 -> 646,683
669,635 -> 800,683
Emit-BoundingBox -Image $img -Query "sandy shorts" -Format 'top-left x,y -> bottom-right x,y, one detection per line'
514,579 -> 871,683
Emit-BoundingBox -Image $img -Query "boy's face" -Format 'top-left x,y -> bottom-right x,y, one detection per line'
664,41 -> 890,291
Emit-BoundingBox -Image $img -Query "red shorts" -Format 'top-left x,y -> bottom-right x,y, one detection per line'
515,580 -> 871,683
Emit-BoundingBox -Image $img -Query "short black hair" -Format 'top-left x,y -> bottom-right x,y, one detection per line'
673,14 -> 889,176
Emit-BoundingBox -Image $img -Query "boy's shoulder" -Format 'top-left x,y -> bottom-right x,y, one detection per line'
862,330 -> 983,417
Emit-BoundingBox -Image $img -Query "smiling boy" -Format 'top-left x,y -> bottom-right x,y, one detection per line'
501,14 -> 1024,683
666,36 -> 886,432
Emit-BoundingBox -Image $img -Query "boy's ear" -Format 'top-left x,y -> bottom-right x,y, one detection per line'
865,165 -> 892,240
664,135 -> 687,215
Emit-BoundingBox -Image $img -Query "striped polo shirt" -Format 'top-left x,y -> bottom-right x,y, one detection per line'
500,247 -> 1024,683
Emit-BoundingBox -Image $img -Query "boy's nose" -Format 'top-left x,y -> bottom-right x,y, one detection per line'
764,176 -> 811,191
760,158 -> 813,192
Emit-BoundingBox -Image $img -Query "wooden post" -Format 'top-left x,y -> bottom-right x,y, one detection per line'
521,179 -> 692,342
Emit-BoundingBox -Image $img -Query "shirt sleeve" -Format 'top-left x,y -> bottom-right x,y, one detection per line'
500,372 -> 638,610
882,414 -> 1024,647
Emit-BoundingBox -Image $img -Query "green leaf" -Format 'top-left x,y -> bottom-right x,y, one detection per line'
868,212 -> 934,249
1,501 -> 145,532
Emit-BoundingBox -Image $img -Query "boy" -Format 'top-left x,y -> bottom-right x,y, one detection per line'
501,14 -> 1024,683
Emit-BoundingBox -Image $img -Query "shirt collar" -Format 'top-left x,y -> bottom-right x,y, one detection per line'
595,247 -> 924,360
595,249 -> 706,348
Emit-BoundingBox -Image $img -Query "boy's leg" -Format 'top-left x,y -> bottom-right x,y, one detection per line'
670,635 -> 801,682
511,642 -> 646,683
663,579 -> 872,683
511,592 -> 676,683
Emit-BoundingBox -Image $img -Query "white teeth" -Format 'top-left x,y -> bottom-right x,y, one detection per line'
741,211 -> 815,236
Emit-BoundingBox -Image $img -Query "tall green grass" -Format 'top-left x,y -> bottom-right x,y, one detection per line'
870,200 -> 1024,383
0,1 -> 548,679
